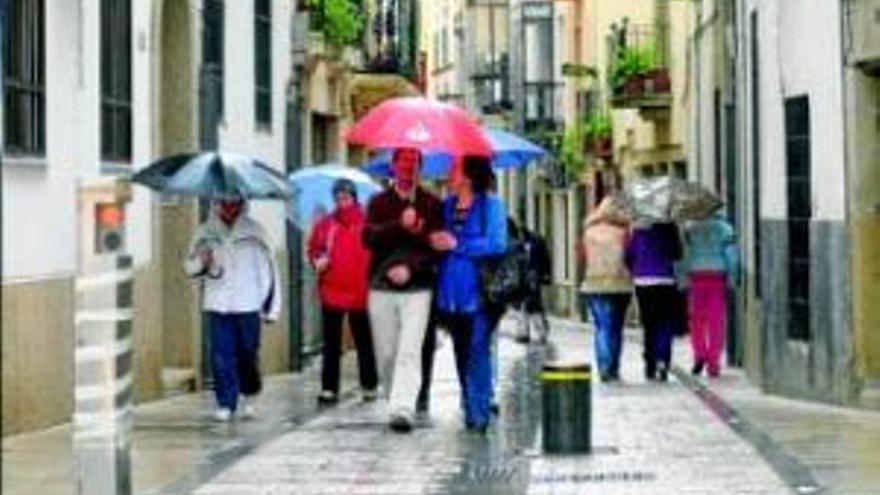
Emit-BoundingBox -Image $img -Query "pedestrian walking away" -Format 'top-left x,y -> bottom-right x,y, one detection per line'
183,199 -> 281,422
363,148 -> 444,433
307,178 -> 379,405
579,196 -> 633,382
627,221 -> 683,382
516,227 -> 552,344
682,211 -> 739,378
433,156 -> 508,433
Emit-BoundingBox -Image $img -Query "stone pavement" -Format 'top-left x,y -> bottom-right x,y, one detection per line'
186,318 -> 792,495
5,316 -> 880,494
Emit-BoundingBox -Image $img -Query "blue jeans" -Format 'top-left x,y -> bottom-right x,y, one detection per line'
448,311 -> 493,428
586,294 -> 631,377
208,312 -> 262,411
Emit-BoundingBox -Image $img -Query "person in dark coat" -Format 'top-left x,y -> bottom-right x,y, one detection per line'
627,221 -> 683,382
363,148 -> 444,433
515,228 -> 552,344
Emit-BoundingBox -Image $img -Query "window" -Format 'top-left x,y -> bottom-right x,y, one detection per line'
101,0 -> 132,162
673,161 -> 687,179
784,95 -> 811,341
3,0 -> 45,156
203,0 -> 224,117
255,0 -> 272,126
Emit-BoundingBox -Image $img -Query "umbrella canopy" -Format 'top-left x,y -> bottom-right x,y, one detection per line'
619,176 -> 723,223
484,127 -> 548,170
132,152 -> 289,200
288,164 -> 382,230
362,127 -> 547,179
345,97 -> 493,157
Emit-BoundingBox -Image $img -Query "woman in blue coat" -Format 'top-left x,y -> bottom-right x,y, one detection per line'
431,156 -> 508,433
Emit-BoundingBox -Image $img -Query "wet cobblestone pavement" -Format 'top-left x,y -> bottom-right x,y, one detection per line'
188,319 -> 790,495
6,317 -> 879,494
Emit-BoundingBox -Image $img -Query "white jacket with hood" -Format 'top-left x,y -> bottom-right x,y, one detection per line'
184,204 -> 281,322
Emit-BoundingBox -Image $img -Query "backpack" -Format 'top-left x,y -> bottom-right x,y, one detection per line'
479,203 -> 525,309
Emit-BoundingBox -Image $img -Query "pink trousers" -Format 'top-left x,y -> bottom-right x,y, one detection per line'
688,272 -> 727,375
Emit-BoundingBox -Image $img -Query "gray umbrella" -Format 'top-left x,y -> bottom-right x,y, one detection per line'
132,151 -> 290,200
619,176 -> 722,223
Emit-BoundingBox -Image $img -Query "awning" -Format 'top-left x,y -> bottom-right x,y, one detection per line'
348,73 -> 420,120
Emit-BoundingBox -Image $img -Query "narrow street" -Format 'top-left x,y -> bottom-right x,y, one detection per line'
8,317 -> 878,494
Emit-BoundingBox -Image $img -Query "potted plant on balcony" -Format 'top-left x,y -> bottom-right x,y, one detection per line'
303,0 -> 363,52
584,113 -> 613,158
608,46 -> 654,99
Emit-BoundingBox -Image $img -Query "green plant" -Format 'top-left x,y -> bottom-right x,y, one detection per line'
305,0 -> 364,49
584,113 -> 612,140
607,45 -> 657,91
559,125 -> 587,178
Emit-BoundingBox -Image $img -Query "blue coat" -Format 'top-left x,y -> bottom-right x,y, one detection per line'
682,214 -> 739,286
436,194 -> 508,314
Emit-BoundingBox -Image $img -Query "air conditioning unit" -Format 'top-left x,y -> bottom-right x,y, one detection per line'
852,0 -> 880,75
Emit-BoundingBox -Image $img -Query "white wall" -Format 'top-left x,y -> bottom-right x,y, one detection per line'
2,0 -> 154,281
3,0 -> 293,281
749,0 -> 847,220
217,0 -> 292,248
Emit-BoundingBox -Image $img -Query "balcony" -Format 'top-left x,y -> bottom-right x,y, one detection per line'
606,21 -> 672,118
471,55 -> 512,114
523,81 -> 563,132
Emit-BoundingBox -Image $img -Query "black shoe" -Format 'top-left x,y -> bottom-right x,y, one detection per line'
489,403 -> 500,416
515,334 -> 530,344
389,415 -> 413,433
600,372 -> 612,382
691,361 -> 705,376
645,365 -> 657,381
317,390 -> 338,405
656,364 -> 669,382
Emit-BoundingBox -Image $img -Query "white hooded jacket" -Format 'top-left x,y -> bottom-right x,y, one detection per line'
184,206 -> 282,322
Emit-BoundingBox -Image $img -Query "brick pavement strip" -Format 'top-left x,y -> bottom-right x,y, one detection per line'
191,318 -> 792,495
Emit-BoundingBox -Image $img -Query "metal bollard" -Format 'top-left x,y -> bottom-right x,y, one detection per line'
540,361 -> 592,454
74,254 -> 134,495
74,179 -> 133,495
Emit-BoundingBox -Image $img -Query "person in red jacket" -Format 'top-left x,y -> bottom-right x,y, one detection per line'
308,178 -> 379,404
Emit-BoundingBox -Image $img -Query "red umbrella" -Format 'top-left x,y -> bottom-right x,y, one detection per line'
345,97 -> 493,157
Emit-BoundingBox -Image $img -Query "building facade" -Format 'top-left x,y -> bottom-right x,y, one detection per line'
2,0 -> 295,435
690,0 -> 880,408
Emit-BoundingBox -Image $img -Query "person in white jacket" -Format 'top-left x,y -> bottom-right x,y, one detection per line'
184,199 -> 281,422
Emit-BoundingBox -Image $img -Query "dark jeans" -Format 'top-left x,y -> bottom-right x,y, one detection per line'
447,311 -> 493,428
208,312 -> 262,411
321,306 -> 379,394
586,294 -> 631,376
416,306 -> 439,412
635,285 -> 677,371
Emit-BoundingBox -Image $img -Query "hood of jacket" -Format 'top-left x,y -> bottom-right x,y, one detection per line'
585,196 -> 630,229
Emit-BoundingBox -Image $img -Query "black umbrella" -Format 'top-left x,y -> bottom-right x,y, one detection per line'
132,152 -> 290,200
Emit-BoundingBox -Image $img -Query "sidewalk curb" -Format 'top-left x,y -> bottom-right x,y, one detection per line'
672,367 -> 826,495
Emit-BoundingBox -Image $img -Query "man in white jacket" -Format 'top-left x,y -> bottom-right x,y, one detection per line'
184,199 -> 281,422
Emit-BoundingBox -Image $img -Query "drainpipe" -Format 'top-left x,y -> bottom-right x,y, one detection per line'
839,0 -> 857,401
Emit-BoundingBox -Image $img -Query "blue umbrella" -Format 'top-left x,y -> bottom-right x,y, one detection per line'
133,151 -> 289,200
361,127 -> 547,179
288,164 -> 382,230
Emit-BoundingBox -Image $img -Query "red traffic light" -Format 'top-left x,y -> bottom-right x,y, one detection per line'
96,203 -> 125,229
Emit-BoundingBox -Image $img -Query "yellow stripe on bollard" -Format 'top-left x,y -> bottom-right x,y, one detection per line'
539,371 -> 592,381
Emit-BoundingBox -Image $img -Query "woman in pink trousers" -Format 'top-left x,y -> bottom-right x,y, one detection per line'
682,212 -> 739,378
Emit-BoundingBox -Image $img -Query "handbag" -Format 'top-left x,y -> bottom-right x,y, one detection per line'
478,198 -> 522,308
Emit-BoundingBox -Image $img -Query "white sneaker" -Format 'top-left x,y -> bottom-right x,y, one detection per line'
212,408 -> 232,422
239,397 -> 257,420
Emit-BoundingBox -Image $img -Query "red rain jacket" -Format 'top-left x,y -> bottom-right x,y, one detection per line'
307,205 -> 372,310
